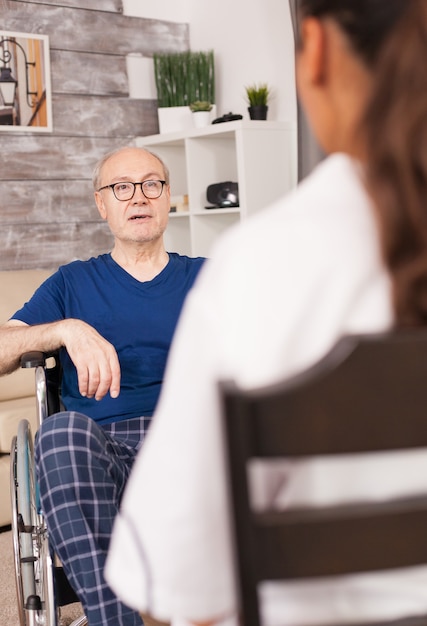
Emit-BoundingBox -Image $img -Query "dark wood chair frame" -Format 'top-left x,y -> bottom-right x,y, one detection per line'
220,330 -> 427,626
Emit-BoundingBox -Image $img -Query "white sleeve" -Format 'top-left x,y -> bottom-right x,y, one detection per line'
105,258 -> 238,623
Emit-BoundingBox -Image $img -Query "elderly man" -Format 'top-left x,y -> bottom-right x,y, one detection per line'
0,146 -> 205,626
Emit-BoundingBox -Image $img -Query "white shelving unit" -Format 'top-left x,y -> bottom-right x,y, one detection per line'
136,120 -> 297,257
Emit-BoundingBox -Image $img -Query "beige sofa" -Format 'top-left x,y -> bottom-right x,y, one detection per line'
0,268 -> 53,527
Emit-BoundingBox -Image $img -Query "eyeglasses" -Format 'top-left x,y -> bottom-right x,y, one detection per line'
97,180 -> 167,201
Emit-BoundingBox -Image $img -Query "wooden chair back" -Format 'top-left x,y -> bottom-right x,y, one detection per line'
220,331 -> 427,626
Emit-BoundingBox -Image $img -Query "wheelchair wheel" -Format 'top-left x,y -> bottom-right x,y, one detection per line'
10,419 -> 57,626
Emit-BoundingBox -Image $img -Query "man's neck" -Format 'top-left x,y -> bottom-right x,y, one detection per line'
111,242 -> 170,283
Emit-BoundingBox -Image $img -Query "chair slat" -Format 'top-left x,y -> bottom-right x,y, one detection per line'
220,330 -> 427,626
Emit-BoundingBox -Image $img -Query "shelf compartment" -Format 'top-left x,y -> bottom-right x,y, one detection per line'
164,213 -> 191,256
186,136 -> 239,213
191,212 -> 240,257
136,121 -> 297,258
145,143 -> 188,199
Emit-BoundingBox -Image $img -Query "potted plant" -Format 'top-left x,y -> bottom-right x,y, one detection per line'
189,100 -> 213,128
153,50 -> 215,133
245,83 -> 270,120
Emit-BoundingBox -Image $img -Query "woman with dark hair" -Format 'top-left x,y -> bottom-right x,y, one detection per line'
107,1 -> 427,624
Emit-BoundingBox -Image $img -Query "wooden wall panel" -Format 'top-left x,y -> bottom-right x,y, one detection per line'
0,0 -> 190,270
14,0 -> 123,11
51,50 -> 129,96
52,96 -> 158,137
0,136 -> 130,180
2,2 -> 189,56
0,222 -> 114,270
0,181 -> 99,223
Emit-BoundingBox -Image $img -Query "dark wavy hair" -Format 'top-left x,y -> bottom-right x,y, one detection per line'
298,0 -> 427,326
297,0 -> 407,65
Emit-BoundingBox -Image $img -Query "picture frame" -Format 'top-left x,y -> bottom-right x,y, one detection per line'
0,30 -> 53,132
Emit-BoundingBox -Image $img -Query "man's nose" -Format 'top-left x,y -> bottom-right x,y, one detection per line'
132,183 -> 147,201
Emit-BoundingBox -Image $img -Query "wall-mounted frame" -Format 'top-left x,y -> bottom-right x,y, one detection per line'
0,30 -> 53,132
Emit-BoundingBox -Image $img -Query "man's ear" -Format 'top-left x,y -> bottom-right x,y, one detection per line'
94,191 -> 107,220
299,17 -> 327,85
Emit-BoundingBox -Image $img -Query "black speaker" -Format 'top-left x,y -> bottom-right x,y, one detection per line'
206,181 -> 239,208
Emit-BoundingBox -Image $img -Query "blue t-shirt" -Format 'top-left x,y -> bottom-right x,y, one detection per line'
12,253 -> 205,424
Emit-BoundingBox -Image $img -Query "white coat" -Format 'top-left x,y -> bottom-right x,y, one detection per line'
106,154 -> 427,626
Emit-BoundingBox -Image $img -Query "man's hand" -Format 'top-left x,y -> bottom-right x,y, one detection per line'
0,318 -> 121,401
61,319 -> 121,401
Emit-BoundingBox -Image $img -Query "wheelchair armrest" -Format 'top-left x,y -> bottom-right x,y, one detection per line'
20,351 -> 63,416
20,351 -> 48,369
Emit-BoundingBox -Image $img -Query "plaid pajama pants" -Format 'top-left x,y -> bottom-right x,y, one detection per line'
35,411 -> 151,626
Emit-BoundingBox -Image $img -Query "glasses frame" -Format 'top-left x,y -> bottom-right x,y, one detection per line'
97,180 -> 167,201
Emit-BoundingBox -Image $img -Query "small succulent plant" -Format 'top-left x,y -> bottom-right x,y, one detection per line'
189,100 -> 213,112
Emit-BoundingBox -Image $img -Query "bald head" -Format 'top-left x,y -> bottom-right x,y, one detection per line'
92,147 -> 170,191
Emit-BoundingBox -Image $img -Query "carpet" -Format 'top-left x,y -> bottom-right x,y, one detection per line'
0,528 -> 167,626
0,527 -> 82,626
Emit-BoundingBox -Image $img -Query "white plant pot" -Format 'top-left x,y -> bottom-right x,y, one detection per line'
192,111 -> 212,128
157,106 -> 193,134
157,105 -> 217,134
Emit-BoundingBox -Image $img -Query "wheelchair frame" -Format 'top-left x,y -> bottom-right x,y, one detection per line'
10,351 -> 87,626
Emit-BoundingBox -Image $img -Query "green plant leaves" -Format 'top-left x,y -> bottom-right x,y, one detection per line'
154,50 -> 215,108
245,83 -> 270,107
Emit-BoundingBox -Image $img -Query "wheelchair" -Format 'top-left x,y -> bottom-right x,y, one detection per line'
10,351 -> 87,626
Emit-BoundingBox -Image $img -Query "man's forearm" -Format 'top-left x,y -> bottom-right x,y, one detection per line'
0,320 -> 66,376
0,319 -> 121,401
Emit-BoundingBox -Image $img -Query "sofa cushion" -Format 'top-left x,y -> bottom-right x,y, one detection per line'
0,454 -> 12,526
0,396 -> 38,453
0,367 -> 38,403
0,269 -> 55,528
0,269 -> 53,325
0,269 -> 53,401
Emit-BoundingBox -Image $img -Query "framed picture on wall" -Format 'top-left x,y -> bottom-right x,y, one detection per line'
0,30 -> 53,132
